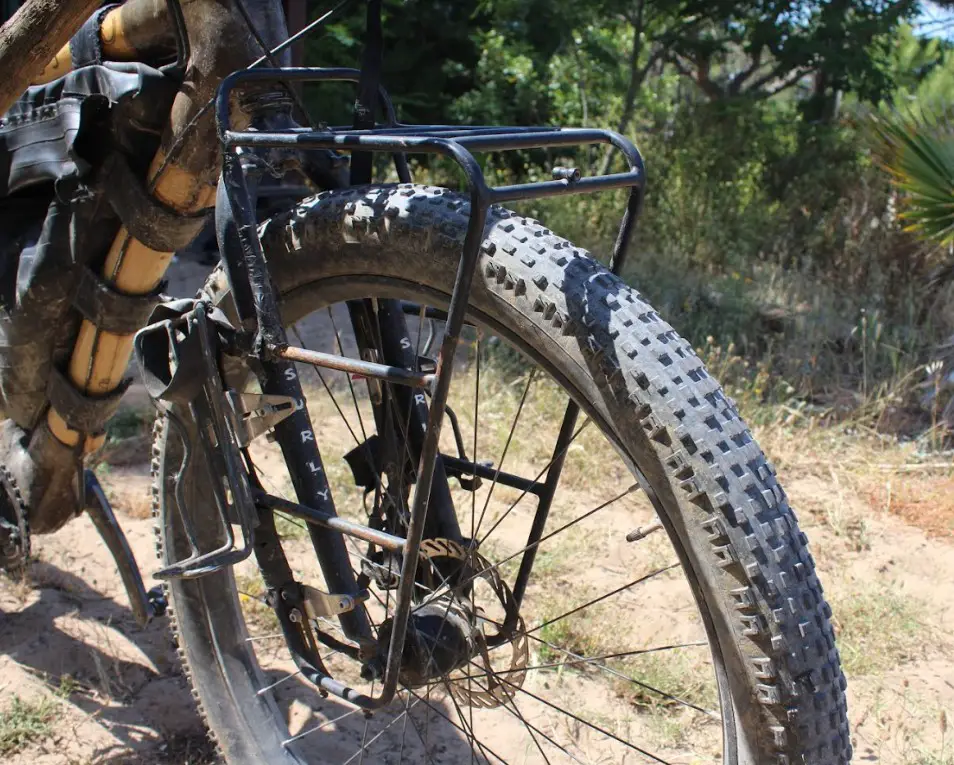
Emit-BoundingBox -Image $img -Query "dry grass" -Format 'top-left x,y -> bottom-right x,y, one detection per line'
749,399 -> 954,544
854,679 -> 954,764
864,472 -> 954,540
615,651 -> 719,714
831,586 -> 928,676
0,696 -> 56,756
235,572 -> 279,634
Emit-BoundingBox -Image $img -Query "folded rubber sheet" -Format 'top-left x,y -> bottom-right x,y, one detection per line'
0,63 -> 174,430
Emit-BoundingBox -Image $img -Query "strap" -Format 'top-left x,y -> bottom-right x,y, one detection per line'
350,0 -> 383,185
69,5 -> 119,69
72,267 -> 166,335
135,299 -> 237,406
47,366 -> 130,435
101,153 -> 210,253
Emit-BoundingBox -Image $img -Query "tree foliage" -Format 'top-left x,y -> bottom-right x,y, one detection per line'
297,0 -> 954,402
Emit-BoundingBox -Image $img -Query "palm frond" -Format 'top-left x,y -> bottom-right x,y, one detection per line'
870,107 -> 954,246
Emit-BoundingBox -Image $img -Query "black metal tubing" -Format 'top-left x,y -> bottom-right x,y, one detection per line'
216,66 -> 408,176
254,491 -> 406,551
215,66 -> 645,709
441,455 -> 544,497
504,402 -> 580,638
367,299 -> 463,544
216,71 -> 645,216
85,470 -> 156,626
218,151 -> 373,643
320,124 -> 561,137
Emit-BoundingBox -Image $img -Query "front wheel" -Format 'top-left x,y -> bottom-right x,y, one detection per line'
154,184 -> 849,764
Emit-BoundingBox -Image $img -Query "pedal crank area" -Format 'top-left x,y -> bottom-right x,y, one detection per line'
202,65 -> 646,711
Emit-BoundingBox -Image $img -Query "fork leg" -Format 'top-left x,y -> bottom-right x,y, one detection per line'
84,470 -> 165,626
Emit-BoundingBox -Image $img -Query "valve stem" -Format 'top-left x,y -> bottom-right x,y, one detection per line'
625,520 -> 663,543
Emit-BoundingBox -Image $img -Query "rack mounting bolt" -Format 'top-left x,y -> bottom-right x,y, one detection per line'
552,166 -> 581,182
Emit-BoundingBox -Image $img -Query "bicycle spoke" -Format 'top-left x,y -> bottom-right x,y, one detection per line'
405,686 -> 511,765
416,481 -> 637,611
472,603 -> 717,717
402,695 -> 444,765
245,632 -> 286,643
398,689 -> 412,764
460,670 -> 553,765
467,333 -> 480,765
527,564 -> 679,638
439,678 -> 499,765
481,670 -> 673,765
467,668 -> 477,765
392,550 -> 484,761
326,308 -> 374,449
456,642 -> 709,680
257,670 -> 302,696
477,419 -> 593,547
292,324 -> 362,447
283,707 -> 363,747
398,693 -> 410,765
339,697 -> 421,765
395,527 -> 675,764
224,290 -> 729,764
470,330 -> 481,543
460,669 -> 586,765
478,563 -> 721,716
424,676 -> 433,760
474,368 -> 537,540
357,699 -> 372,764
299,318 -> 387,521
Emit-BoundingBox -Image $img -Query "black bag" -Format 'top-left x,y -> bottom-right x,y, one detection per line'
0,62 -> 176,430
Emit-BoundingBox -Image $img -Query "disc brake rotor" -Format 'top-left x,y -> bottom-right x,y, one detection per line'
418,538 -> 528,709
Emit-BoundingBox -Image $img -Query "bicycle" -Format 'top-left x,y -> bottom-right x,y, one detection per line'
0,0 -> 850,762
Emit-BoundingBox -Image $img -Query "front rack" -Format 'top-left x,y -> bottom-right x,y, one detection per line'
218,66 -> 644,208
212,66 -> 645,711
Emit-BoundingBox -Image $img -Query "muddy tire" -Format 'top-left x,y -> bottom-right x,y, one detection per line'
155,183 -> 850,763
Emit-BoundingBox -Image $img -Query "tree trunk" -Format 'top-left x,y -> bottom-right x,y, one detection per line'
0,0 -> 101,116
597,0 -> 646,176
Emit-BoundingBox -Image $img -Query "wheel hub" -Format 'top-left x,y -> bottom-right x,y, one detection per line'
373,538 -> 530,707
377,600 -> 477,688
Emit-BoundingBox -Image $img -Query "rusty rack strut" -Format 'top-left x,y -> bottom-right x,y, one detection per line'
214,66 -> 645,710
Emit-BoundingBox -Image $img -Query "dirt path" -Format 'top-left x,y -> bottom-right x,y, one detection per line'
3,439 -> 954,764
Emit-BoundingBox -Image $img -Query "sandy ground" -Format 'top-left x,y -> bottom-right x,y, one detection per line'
5,456 -> 954,764
1,259 -> 954,763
